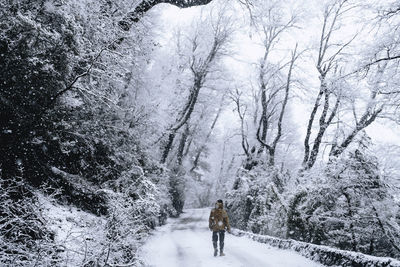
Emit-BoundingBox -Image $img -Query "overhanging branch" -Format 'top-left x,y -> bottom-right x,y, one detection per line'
119,0 -> 214,31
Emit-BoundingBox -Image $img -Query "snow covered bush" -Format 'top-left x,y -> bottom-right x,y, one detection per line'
168,167 -> 186,216
287,141 -> 400,258
226,136 -> 400,259
91,180 -> 161,266
226,165 -> 290,237
0,177 -> 57,266
37,163 -> 172,266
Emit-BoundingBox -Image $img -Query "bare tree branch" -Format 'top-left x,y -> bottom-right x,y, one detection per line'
230,87 -> 250,156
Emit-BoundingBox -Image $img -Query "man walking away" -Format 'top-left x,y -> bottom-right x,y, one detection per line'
209,199 -> 231,256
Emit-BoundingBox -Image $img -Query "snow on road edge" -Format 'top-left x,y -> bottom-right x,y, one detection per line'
232,229 -> 400,267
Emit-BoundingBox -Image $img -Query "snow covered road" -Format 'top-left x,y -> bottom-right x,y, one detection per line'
140,208 -> 324,267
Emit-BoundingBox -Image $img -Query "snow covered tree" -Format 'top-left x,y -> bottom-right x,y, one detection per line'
158,6 -> 234,165
0,0 -> 184,264
146,4 -> 235,211
288,135 -> 400,257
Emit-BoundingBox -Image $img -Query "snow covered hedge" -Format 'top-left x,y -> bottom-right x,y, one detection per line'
232,229 -> 400,267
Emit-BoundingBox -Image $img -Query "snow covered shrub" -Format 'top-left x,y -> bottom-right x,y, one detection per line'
168,167 -> 186,216
225,170 -> 252,229
226,165 -> 290,237
327,148 -> 400,258
0,177 -> 57,266
289,146 -> 400,258
91,168 -> 162,266
36,162 -> 173,266
46,165 -> 169,266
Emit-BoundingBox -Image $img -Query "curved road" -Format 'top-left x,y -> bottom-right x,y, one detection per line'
139,208 -> 323,267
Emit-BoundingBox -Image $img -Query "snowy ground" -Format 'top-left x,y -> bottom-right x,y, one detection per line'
139,208 -> 324,267
38,194 -> 106,266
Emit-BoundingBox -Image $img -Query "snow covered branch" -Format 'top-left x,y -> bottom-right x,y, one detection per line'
118,0 -> 214,31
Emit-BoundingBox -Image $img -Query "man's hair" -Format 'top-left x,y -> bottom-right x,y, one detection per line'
217,199 -> 223,204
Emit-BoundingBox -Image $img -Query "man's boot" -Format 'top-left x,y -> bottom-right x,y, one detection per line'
213,242 -> 218,257
220,244 -> 225,256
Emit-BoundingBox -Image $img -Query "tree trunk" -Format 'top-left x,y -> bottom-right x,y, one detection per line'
160,78 -> 202,163
161,131 -> 176,164
176,123 -> 190,166
303,84 -> 340,170
232,88 -> 249,156
302,86 -> 324,167
260,82 -> 269,143
302,0 -> 350,170
269,45 -> 297,165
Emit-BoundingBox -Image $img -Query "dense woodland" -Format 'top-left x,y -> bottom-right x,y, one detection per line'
1,0 -> 400,266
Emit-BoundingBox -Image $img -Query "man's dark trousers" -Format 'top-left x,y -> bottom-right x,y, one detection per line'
212,230 -> 225,251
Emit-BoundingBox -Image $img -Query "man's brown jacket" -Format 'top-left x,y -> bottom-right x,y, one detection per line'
209,202 -> 231,232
